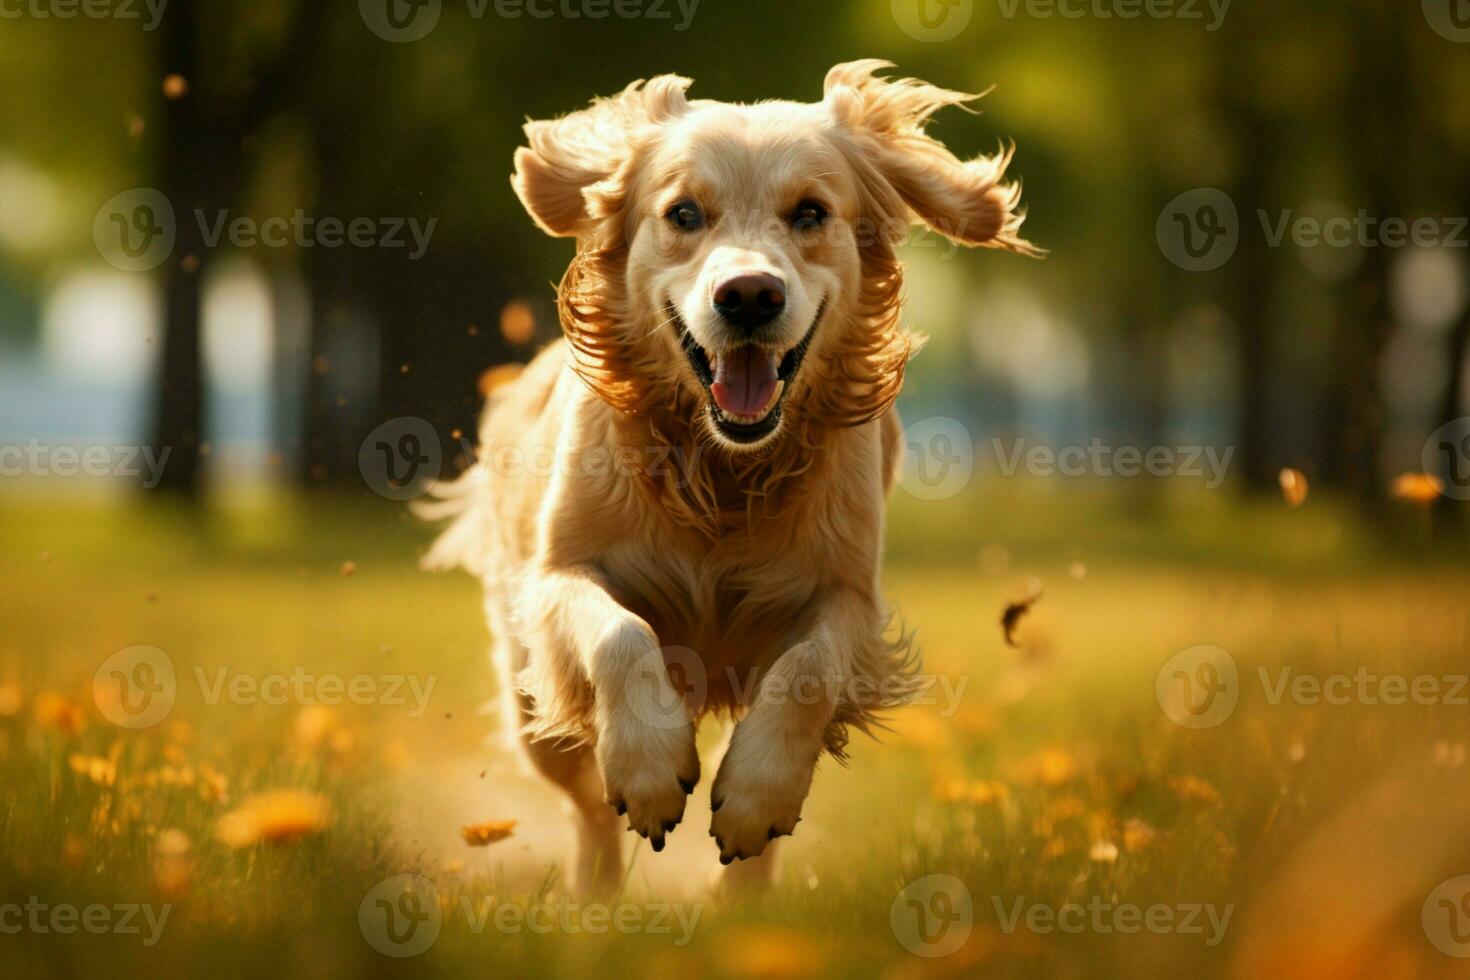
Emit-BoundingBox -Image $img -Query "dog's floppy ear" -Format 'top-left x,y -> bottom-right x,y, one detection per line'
825,60 -> 1040,255
512,75 -> 692,238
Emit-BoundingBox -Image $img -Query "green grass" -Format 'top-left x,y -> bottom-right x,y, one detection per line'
2,486 -> 1469,978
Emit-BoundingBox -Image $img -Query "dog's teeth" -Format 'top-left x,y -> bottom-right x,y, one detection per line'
718,380 -> 784,425
762,379 -> 784,414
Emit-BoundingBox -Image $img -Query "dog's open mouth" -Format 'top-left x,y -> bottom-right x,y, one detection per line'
675,302 -> 824,444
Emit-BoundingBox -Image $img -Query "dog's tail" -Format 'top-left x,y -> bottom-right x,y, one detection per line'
412,466 -> 490,576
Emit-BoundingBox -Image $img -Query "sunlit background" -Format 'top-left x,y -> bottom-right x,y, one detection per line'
1,0 -> 1466,507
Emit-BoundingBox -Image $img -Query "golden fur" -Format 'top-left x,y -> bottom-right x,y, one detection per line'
423,60 -> 1034,892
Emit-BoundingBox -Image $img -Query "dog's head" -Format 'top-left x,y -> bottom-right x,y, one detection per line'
512,60 -> 1037,452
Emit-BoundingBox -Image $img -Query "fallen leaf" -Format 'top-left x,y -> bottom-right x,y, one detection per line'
461,820 -> 517,847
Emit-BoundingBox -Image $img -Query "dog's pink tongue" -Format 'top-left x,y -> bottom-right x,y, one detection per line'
711,346 -> 778,416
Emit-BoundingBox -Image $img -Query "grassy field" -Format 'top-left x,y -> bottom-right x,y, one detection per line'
2,484 -> 1469,978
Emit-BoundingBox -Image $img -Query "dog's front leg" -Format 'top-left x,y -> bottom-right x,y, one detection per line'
710,588 -> 870,864
528,567 -> 699,851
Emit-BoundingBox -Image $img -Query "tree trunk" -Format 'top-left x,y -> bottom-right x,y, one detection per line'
147,3 -> 207,497
1343,0 -> 1409,514
1435,292 -> 1470,532
1225,105 -> 1276,493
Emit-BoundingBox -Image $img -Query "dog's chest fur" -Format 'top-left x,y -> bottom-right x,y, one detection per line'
570,439 -> 886,712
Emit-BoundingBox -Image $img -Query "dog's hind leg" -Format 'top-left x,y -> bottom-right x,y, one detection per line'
516,715 -> 624,897
719,837 -> 780,895
486,590 -> 622,896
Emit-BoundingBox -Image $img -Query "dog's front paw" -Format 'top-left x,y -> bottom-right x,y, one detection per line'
597,714 -> 699,851
709,744 -> 816,863
589,621 -> 700,850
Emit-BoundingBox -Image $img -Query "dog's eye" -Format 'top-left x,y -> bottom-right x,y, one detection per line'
791,200 -> 828,232
666,200 -> 705,232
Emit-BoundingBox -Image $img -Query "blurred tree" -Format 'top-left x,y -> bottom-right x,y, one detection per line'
148,0 -> 326,497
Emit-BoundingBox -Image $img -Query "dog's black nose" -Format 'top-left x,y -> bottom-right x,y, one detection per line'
713,273 -> 786,331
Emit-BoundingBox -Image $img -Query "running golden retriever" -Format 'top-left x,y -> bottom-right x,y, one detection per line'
423,60 -> 1035,893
